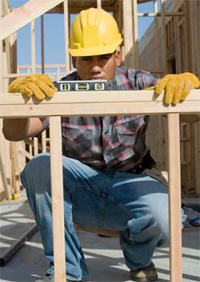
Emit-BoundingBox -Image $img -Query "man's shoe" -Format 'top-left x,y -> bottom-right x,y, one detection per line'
130,262 -> 158,281
35,274 -> 54,282
35,273 -> 84,282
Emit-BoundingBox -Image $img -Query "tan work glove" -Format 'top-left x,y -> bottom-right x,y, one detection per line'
145,72 -> 200,105
8,74 -> 58,100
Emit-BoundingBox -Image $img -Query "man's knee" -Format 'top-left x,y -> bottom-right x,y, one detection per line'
147,193 -> 169,239
20,153 -> 51,191
129,192 -> 169,240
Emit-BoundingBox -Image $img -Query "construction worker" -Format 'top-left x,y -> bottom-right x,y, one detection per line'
3,8 -> 200,282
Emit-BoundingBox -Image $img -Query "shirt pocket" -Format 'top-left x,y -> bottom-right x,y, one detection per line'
62,125 -> 93,158
115,116 -> 143,147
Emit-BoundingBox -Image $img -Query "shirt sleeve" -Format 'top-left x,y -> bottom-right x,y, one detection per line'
39,117 -> 49,130
128,69 -> 160,90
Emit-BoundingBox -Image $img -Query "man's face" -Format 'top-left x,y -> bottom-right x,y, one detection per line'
72,52 -> 120,80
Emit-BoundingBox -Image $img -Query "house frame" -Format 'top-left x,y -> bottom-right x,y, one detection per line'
0,1 -> 200,280
1,89 -> 200,281
1,0 -> 200,199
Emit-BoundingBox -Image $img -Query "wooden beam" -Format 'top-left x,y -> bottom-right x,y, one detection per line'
0,0 -> 12,201
97,0 -> 102,9
161,0 -> 167,74
0,0 -> 3,92
154,0 -> 160,70
0,0 -> 64,41
168,113 -> 182,282
63,0 -> 69,74
3,73 -> 32,78
17,63 -> 67,69
137,12 -> 184,17
0,90 -> 200,118
123,0 -> 135,68
31,20 -> 36,73
0,150 -> 11,200
41,15 -> 45,74
132,0 -> 139,69
50,116 -> 66,282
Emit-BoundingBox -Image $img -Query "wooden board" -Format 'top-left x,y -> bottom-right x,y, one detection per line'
168,113 -> 182,282
0,90 -> 200,118
50,116 -> 66,282
0,0 -> 64,41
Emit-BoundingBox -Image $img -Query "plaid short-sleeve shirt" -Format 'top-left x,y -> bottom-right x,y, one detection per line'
41,66 -> 159,172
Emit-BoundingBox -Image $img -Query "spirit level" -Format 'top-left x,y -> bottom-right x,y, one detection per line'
53,80 -> 117,91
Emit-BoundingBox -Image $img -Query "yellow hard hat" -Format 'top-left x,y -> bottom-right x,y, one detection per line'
69,8 -> 123,57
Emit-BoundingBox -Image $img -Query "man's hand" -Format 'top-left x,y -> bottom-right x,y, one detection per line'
8,74 -> 58,100
145,72 -> 200,105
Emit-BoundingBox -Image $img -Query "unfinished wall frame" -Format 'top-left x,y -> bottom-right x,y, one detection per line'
0,1 -> 199,196
1,90 -> 200,282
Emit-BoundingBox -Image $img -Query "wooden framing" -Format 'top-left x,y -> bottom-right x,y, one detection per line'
0,0 -> 64,41
41,15 -> 45,74
1,90 -> 200,117
63,0 -> 70,73
0,0 -> 13,199
0,0 -> 199,197
31,20 -> 36,73
0,4 -> 199,282
1,90 -> 200,282
154,0 -> 160,70
161,0 -> 167,74
0,5 -> 199,280
49,116 -> 66,282
97,0 -> 102,9
137,0 -> 200,194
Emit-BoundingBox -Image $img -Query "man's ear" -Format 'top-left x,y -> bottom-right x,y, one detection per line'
115,50 -> 121,66
72,57 -> 77,68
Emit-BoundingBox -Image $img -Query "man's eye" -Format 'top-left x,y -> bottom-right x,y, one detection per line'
101,56 -> 110,60
81,57 -> 92,61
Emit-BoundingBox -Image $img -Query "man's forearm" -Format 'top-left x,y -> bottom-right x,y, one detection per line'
3,118 -> 30,141
2,117 -> 44,141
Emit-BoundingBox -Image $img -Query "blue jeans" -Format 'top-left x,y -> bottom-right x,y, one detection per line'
21,153 -> 186,281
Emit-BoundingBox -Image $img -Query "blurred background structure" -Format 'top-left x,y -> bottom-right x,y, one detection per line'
0,0 -> 199,205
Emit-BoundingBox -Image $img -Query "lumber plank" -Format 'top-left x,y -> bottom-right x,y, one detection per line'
63,0 -> 69,73
0,90 -> 200,118
161,0 -> 167,74
97,0 -> 102,9
168,113 -> 182,282
123,0 -> 135,68
49,116 -> 66,282
31,21 -> 36,73
41,15 -> 44,74
132,0 -> 139,69
0,0 -> 64,41
154,0 -> 160,70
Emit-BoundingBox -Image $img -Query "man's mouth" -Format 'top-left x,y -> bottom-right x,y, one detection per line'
89,76 -> 104,80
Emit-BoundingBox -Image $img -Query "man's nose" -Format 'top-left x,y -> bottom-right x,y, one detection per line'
90,58 -> 102,72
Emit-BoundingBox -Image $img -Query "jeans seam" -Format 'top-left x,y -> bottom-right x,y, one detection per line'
107,195 -> 134,218
76,184 -> 133,219
75,183 -> 137,237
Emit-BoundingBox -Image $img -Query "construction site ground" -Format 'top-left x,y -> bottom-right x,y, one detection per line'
0,193 -> 199,282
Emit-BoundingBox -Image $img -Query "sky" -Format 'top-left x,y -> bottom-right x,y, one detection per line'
8,0 -> 161,67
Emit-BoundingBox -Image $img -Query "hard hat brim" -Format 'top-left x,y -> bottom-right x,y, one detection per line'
69,39 -> 123,57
